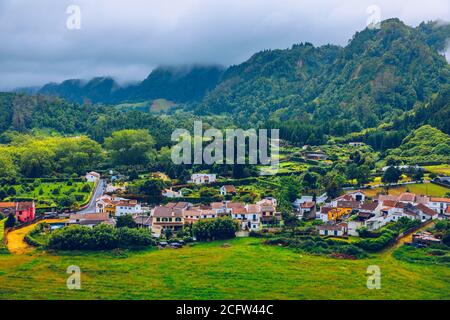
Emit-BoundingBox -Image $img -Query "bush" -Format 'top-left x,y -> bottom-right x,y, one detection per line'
357,229 -> 398,252
48,225 -> 154,250
192,217 -> 240,242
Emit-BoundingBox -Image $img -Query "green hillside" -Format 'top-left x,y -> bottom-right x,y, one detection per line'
387,125 -> 450,164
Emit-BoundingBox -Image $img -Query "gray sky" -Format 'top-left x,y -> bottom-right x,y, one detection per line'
0,0 -> 449,90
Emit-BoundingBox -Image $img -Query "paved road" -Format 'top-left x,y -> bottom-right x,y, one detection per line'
77,179 -> 105,214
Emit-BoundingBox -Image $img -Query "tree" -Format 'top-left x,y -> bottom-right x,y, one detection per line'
192,217 -> 239,241
0,152 -> 17,181
104,129 -> 156,166
0,189 -> 6,200
19,145 -> 54,178
5,213 -> 16,228
301,172 -> 319,190
131,179 -> 166,204
7,186 -> 16,196
55,136 -> 105,174
116,215 -> 137,228
382,166 -> 402,184
58,195 -> 76,209
320,172 -> 345,199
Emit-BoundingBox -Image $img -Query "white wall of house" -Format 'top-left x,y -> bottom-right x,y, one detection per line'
116,204 -> 143,217
86,173 -> 100,183
191,174 -> 217,184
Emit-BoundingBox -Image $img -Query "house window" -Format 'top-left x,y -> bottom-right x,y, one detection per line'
156,218 -> 160,222
175,218 -> 181,222
334,230 -> 338,236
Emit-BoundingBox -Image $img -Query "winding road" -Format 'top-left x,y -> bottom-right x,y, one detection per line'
77,179 -> 105,214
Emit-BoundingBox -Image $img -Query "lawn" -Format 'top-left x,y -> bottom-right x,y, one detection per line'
424,164 -> 450,176
0,237 -> 449,300
1,180 -> 93,208
365,183 -> 450,198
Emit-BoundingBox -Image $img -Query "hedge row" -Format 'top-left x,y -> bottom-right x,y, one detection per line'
48,224 -> 155,250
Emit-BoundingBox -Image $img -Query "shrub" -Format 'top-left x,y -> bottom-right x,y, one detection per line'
48,225 -> 154,250
192,217 -> 240,242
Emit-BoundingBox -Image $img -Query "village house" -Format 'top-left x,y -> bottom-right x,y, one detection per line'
162,187 -> 183,198
293,193 -> 327,210
0,201 -> 36,223
95,195 -> 143,217
297,201 -> 316,220
304,151 -> 328,161
322,190 -> 443,237
115,199 -> 143,216
133,214 -> 152,229
220,185 -> 237,196
412,232 -> 442,246
229,203 -> 261,231
68,213 -> 111,227
85,171 -> 101,183
257,198 -> 282,227
15,202 -> 36,223
190,173 -> 217,185
316,223 -> 348,237
151,202 -> 187,236
428,197 -> 450,214
0,202 -> 16,217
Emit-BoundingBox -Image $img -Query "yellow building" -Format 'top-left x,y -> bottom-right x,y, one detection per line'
328,207 -> 352,221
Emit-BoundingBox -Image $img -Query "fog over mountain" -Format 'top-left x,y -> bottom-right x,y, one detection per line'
0,0 -> 449,90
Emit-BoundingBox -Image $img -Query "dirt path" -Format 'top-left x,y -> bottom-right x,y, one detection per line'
380,220 -> 436,258
6,219 -> 64,255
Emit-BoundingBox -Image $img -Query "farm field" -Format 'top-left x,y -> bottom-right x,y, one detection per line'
0,237 -> 449,300
424,165 -> 450,176
364,182 -> 450,198
0,180 -> 93,208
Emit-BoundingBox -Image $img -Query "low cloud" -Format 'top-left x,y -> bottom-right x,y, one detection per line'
0,0 -> 449,90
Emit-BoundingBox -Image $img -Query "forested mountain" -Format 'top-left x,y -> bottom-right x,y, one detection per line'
0,93 -> 176,148
193,19 -> 449,146
38,65 -> 225,104
3,19 -> 450,151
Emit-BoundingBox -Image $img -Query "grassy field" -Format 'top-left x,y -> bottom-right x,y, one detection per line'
365,183 -> 450,198
0,237 -> 449,300
0,219 -> 7,254
424,165 -> 450,176
0,219 -> 5,242
1,181 -> 93,208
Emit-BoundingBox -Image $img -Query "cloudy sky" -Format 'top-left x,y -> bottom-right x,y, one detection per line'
0,0 -> 448,90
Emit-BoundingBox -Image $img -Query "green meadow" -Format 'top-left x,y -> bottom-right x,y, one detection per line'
0,237 -> 448,300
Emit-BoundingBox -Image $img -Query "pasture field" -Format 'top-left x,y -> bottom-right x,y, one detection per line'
0,237 -> 449,300
364,183 -> 450,198
424,165 -> 450,176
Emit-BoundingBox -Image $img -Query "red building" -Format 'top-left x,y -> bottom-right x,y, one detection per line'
15,202 -> 35,223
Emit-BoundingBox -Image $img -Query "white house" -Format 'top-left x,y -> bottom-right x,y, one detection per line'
316,223 -> 348,237
191,174 -> 217,185
85,171 -> 101,183
220,185 -> 237,196
428,197 -> 450,214
162,188 -> 183,198
230,204 -> 261,231
348,142 -> 364,147
115,200 -> 143,217
294,193 -> 327,209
